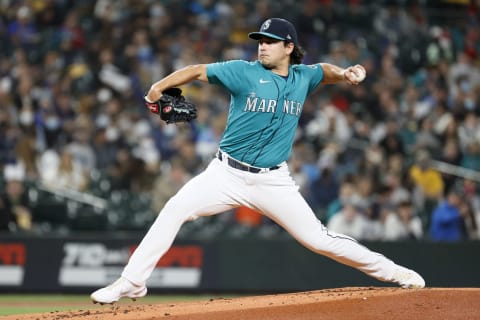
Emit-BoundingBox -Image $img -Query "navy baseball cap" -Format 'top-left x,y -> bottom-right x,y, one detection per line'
248,18 -> 298,45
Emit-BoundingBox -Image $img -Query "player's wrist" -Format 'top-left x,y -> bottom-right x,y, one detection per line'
342,68 -> 352,84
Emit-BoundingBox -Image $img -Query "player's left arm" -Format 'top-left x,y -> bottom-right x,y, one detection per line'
320,63 -> 366,85
146,64 -> 208,102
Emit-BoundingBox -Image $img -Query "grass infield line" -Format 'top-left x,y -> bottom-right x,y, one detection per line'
0,294 -> 238,316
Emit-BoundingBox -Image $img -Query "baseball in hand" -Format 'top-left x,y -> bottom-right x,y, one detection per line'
345,65 -> 366,84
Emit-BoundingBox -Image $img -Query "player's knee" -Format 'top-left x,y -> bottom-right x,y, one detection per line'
300,226 -> 350,253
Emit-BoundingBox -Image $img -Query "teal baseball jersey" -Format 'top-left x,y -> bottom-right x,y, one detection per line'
206,60 -> 324,168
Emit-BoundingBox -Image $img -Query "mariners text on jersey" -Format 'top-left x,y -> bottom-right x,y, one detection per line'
244,96 -> 303,117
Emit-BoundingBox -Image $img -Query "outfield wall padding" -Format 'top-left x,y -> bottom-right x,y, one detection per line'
0,234 -> 478,292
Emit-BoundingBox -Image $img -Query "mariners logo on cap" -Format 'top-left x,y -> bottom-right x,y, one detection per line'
262,19 -> 271,30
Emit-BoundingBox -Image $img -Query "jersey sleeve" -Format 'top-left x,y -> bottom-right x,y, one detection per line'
302,63 -> 325,94
206,60 -> 248,94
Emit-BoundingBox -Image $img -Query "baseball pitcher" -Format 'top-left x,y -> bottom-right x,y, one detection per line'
91,18 -> 424,304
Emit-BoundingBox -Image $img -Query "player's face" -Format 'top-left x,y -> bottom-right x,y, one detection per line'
257,36 -> 293,69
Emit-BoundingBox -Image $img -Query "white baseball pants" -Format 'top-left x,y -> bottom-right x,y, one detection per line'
122,156 -> 397,285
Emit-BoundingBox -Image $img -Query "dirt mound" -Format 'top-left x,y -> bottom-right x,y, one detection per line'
4,287 -> 480,320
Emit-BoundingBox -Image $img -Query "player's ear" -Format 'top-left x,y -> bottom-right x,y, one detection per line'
285,42 -> 294,54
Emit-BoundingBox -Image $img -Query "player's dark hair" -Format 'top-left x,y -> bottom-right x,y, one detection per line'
287,43 -> 305,65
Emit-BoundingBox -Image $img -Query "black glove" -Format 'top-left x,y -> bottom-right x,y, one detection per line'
144,88 -> 197,124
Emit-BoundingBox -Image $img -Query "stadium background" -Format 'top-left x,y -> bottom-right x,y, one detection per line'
0,0 -> 480,297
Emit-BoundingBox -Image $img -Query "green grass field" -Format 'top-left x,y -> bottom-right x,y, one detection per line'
0,294 -> 234,316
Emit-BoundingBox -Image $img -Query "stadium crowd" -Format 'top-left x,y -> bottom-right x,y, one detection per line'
1,0 -> 480,241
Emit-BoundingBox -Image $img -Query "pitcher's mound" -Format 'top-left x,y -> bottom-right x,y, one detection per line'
6,287 -> 480,320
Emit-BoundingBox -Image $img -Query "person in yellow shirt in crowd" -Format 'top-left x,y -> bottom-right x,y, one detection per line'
408,149 -> 444,230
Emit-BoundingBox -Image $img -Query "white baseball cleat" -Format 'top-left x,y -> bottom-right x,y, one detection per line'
391,266 -> 425,289
90,277 -> 147,304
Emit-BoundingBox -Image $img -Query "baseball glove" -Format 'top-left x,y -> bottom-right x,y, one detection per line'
144,87 -> 197,124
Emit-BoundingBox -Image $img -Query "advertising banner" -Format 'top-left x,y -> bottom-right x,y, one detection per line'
59,242 -> 204,288
0,243 -> 26,286
0,235 -> 478,292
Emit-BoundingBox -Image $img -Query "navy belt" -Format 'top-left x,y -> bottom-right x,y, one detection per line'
217,150 -> 279,173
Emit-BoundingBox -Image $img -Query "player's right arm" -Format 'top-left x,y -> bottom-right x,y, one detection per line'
320,63 -> 366,85
145,64 -> 208,102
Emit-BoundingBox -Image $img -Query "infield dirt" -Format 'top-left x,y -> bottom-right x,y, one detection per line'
3,287 -> 479,320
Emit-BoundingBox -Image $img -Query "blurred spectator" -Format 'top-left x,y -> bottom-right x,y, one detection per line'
461,142 -> 480,171
326,180 -> 356,223
58,10 -> 86,61
457,179 -> 480,239
383,200 -> 423,241
461,179 -> 480,239
175,137 -> 204,175
439,138 -> 463,191
384,172 -> 411,206
438,117 -> 460,146
460,200 -> 478,240
448,53 -> 480,104
429,187 -> 468,241
458,112 -> 480,152
196,112 -> 226,161
327,196 -> 370,240
0,164 -> 32,232
385,153 -> 406,178
290,141 -> 319,185
305,104 -> 352,147
7,5 -> 39,57
379,119 -> 406,156
353,175 -> 375,218
66,116 -> 96,172
13,133 -> 38,180
53,92 -> 77,139
36,99 -> 64,149
107,147 -> 153,193
400,85 -> 428,123
425,26 -> 454,67
357,145 -> 385,189
92,128 -> 121,171
368,183 -> 394,239
374,1 -> 420,43
98,48 -> 133,96
151,157 -> 191,213
375,51 -> 405,98
107,147 -> 135,191
39,147 -> 89,192
408,149 -> 444,227
412,117 -> 442,155
129,116 -> 161,175
309,162 -> 339,219
0,111 -> 14,168
288,153 -> 310,197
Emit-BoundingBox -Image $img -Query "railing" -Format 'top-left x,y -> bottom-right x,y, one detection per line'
33,183 -> 107,210
430,160 -> 480,183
